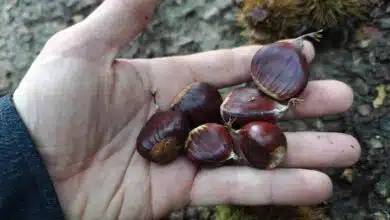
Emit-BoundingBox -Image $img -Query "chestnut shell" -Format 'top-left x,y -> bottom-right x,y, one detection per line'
185,123 -> 235,166
136,110 -> 191,164
236,121 -> 287,169
250,41 -> 309,102
220,87 -> 289,127
171,82 -> 223,127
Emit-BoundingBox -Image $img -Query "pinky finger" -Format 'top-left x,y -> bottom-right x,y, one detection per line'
189,167 -> 332,206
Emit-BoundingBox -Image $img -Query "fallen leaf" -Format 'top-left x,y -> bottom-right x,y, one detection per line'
373,84 -> 387,108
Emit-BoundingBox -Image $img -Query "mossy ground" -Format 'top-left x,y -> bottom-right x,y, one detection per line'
214,205 -> 329,220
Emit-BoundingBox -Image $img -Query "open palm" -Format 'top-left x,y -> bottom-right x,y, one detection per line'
12,1 -> 361,220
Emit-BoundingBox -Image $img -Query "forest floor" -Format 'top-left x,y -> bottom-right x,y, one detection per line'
0,0 -> 389,219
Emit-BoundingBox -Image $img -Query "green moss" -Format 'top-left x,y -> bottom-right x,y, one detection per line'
214,205 -> 255,220
296,206 -> 328,220
236,0 -> 373,44
214,205 -> 329,220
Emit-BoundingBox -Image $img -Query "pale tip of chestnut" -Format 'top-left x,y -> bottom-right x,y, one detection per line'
301,40 -> 315,63
293,29 -> 322,63
266,145 -> 287,169
277,39 -> 315,64
184,123 -> 235,167
279,29 -> 319,64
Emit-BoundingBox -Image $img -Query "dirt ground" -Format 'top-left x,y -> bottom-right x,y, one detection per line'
0,0 -> 389,219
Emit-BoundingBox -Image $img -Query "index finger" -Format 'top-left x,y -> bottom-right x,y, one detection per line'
284,80 -> 353,119
137,40 -> 314,90
171,39 -> 316,88
126,40 -> 314,107
125,41 -> 353,118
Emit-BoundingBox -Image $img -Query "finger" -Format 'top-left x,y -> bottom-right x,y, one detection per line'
190,167 -> 332,206
131,40 -> 315,90
284,80 -> 354,119
85,0 -> 155,48
167,40 -> 314,88
168,39 -> 315,88
122,52 -> 353,119
281,132 -> 361,168
126,40 -> 315,108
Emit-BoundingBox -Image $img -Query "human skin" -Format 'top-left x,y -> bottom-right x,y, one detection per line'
12,0 -> 361,219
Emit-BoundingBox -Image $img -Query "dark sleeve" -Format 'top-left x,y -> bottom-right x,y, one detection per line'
0,94 -> 64,220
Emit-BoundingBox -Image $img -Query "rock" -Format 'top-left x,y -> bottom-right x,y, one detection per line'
166,0 -> 206,20
340,168 -> 354,183
322,114 -> 343,121
202,7 -> 219,20
72,14 -> 84,23
373,212 -> 388,220
223,11 -> 236,22
325,121 -> 346,132
198,206 -> 212,219
313,119 -> 325,131
353,78 -> 370,95
378,17 -> 390,29
357,104 -> 372,116
0,60 -> 13,73
371,6 -> 386,18
374,47 -> 390,62
379,114 -> 390,132
215,0 -> 232,10
374,176 -> 390,198
176,37 -> 194,47
369,51 -> 376,65
185,206 -> 199,219
0,38 -> 5,48
359,39 -> 372,48
67,0 -> 101,11
368,137 -> 383,149
0,60 -> 13,95
293,120 -> 308,131
169,210 -> 184,220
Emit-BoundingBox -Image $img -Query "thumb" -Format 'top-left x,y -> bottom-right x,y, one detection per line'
41,0 -> 156,59
80,0 -> 156,51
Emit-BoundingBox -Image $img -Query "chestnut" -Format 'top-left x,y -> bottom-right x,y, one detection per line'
136,110 -> 191,164
250,31 -> 322,102
220,86 -> 291,127
250,41 -> 309,102
185,123 -> 237,167
232,121 -> 287,169
170,82 -> 223,127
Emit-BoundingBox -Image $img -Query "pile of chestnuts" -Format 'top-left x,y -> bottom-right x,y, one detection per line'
136,31 -> 321,170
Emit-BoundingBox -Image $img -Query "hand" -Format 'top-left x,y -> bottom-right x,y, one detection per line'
12,0 -> 361,219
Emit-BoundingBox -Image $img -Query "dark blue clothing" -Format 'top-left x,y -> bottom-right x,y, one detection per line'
0,95 -> 64,219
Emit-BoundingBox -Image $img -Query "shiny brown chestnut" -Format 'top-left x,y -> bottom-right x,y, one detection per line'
170,82 -> 223,127
250,31 -> 322,102
250,41 -> 308,102
136,110 -> 191,164
231,121 -> 287,169
184,123 -> 237,167
220,86 -> 292,127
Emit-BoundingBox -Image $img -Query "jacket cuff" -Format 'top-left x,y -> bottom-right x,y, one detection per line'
0,94 -> 64,220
